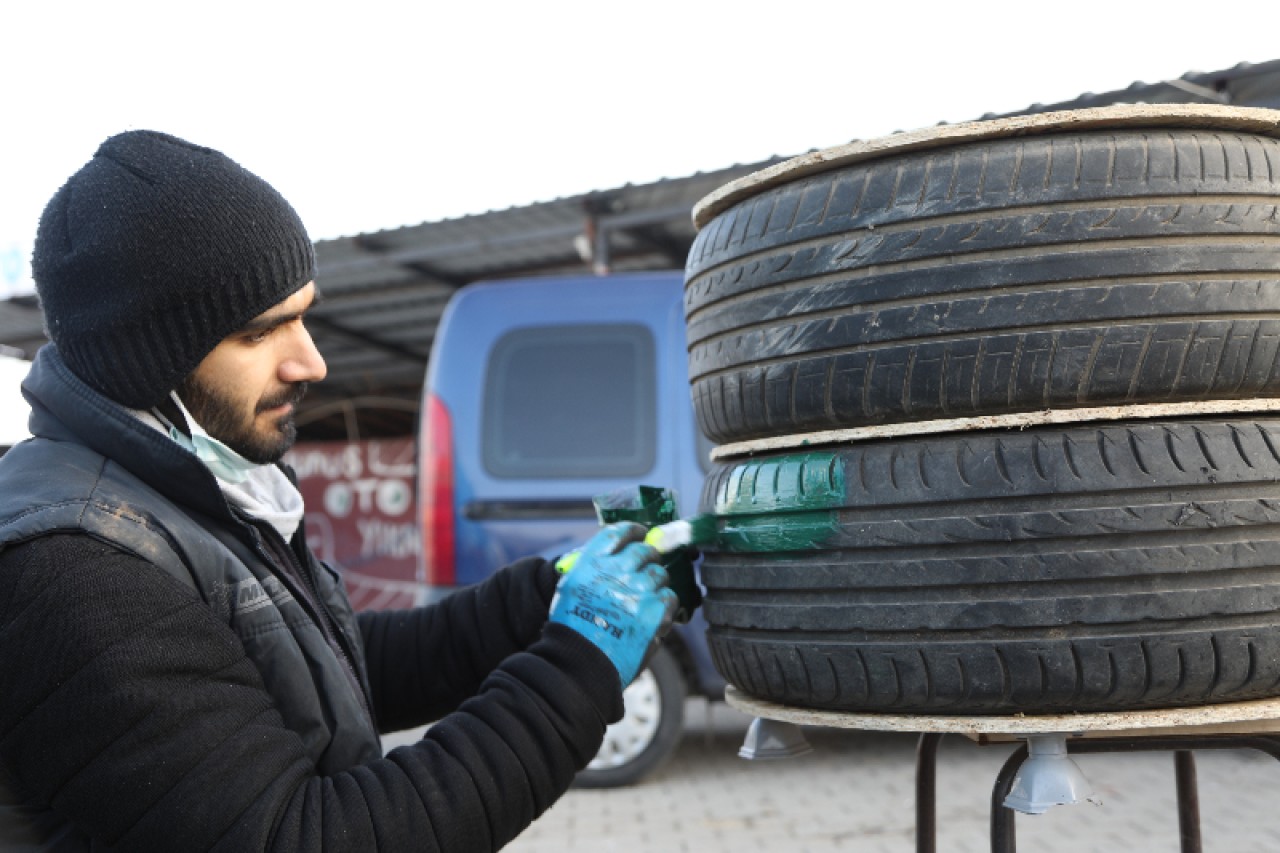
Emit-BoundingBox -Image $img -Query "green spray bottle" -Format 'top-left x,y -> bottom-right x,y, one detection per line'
557,485 -> 706,623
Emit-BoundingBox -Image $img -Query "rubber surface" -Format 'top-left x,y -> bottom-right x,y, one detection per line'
698,418 -> 1280,713
685,129 -> 1280,443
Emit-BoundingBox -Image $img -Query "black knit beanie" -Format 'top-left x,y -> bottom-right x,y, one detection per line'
32,130 -> 316,408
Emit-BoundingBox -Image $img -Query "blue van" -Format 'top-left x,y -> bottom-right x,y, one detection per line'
417,271 -> 723,787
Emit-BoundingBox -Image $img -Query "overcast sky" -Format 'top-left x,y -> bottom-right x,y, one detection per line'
1,0 -> 1277,437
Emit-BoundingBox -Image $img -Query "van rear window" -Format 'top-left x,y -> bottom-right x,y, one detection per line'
483,324 -> 656,478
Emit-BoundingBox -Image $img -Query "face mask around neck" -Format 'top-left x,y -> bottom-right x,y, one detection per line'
166,392 -> 258,484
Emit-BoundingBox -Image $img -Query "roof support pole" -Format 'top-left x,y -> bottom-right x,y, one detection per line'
592,215 -> 611,275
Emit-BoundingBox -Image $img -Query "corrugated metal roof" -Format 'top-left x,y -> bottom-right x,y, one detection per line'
0,296 -> 42,359
982,59 -> 1280,117
297,159 -> 781,438
2,58 -> 1279,440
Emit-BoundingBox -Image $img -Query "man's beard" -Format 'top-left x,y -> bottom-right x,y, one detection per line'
178,375 -> 309,465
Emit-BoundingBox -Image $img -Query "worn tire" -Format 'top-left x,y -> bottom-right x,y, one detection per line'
699,418 -> 1280,713
574,645 -> 686,788
685,129 -> 1280,444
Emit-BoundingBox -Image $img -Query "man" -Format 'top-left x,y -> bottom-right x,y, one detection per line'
0,130 -> 680,851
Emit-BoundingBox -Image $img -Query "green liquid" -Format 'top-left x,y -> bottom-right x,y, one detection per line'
711,451 -> 845,553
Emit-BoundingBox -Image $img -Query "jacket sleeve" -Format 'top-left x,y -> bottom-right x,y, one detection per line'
357,556 -> 564,732
0,534 -> 622,853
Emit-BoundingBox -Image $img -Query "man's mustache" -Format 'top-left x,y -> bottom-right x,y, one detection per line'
257,382 -> 308,414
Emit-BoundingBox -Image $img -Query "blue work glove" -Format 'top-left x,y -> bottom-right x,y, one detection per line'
549,522 -> 679,687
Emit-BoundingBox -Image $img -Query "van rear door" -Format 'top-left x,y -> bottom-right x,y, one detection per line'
423,273 -> 688,589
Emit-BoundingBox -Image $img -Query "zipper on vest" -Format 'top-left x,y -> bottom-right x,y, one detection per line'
251,523 -> 377,727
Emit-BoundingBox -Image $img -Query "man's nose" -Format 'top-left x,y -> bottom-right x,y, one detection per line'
280,324 -> 327,384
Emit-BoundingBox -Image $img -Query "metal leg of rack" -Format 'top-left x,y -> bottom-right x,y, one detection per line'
915,733 -> 942,853
915,732 -> 1280,853
1174,751 -> 1201,853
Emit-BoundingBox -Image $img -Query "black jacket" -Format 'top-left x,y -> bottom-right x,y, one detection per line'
0,345 -> 623,851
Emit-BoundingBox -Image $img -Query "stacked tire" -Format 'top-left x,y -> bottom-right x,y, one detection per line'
686,105 -> 1280,714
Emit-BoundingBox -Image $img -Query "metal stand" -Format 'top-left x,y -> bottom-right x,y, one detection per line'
915,733 -> 1280,852
726,688 -> 1280,853
969,734 -> 1280,853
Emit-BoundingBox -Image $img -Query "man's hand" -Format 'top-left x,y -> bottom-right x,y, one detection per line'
548,522 -> 679,686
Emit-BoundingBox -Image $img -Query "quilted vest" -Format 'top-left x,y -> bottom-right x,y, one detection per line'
0,346 -> 381,774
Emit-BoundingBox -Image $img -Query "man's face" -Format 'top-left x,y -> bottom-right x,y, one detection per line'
179,282 -> 326,464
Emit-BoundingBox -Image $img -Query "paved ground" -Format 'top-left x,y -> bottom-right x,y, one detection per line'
498,698 -> 1280,853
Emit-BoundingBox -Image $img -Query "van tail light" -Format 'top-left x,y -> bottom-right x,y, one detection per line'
418,392 -> 456,588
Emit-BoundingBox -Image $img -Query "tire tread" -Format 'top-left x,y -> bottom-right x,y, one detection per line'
686,131 -> 1280,443
701,419 -> 1280,713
